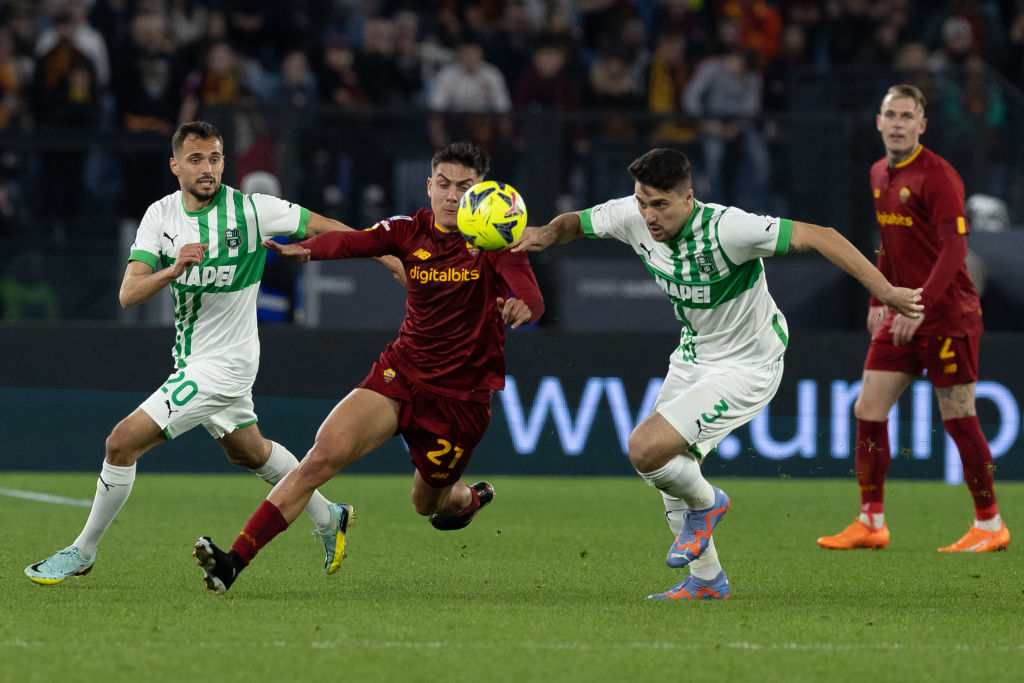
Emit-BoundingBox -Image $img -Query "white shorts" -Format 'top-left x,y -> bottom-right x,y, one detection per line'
139,362 -> 257,440
654,356 -> 784,458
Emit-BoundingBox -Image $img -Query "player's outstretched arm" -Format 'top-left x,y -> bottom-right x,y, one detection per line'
263,239 -> 312,262
304,212 -> 406,285
511,211 -> 584,253
119,242 -> 208,309
788,221 -> 923,319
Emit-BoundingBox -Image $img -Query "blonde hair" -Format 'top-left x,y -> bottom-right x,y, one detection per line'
884,84 -> 926,114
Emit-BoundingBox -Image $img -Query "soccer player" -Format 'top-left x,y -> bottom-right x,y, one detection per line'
192,141 -> 544,594
817,84 -> 1010,553
25,121 -> 403,585
512,147 -> 922,600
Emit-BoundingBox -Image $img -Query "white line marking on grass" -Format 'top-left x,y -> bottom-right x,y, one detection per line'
298,640 -> 1024,653
0,487 -> 92,507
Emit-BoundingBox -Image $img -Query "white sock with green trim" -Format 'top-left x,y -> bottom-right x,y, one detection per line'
73,461 -> 136,561
253,441 -> 331,529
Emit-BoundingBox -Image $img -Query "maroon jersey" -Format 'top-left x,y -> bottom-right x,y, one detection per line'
869,145 -> 982,336
300,208 -> 544,401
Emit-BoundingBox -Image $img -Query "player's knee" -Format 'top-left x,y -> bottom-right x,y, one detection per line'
224,447 -> 263,469
627,434 -> 660,473
299,444 -> 343,485
104,431 -> 139,466
853,396 -> 883,421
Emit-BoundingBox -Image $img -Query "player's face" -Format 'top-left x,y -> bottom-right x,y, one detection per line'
876,94 -> 926,161
427,162 -> 479,230
170,135 -> 225,210
634,182 -> 694,242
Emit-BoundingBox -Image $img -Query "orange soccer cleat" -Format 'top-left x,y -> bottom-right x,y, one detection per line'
938,522 -> 1010,552
817,519 -> 890,550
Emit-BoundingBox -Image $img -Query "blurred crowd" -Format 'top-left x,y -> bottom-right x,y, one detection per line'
0,0 -> 1022,234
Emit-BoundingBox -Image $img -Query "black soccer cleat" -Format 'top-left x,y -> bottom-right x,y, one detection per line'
193,536 -> 242,595
430,482 -> 494,531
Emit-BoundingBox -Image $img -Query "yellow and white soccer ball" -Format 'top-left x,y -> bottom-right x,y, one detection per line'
456,181 -> 527,251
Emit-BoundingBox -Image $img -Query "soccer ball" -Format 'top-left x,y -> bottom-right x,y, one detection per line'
456,181 -> 527,251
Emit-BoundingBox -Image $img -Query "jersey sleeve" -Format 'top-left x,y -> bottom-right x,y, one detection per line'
301,216 -> 403,260
923,164 -> 968,239
579,196 -> 638,243
249,193 -> 311,240
127,203 -> 164,269
717,207 -> 792,263
489,249 -> 545,324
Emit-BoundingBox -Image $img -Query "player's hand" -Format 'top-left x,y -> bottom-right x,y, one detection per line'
497,296 -> 531,329
374,255 -> 407,286
263,239 -> 312,262
890,312 -> 924,346
169,243 -> 208,277
867,304 -> 888,336
511,225 -> 554,253
881,286 -> 922,321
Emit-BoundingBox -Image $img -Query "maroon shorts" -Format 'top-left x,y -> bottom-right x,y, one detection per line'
864,323 -> 979,387
357,354 -> 492,488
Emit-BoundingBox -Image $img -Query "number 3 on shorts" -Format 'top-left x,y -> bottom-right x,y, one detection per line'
160,370 -> 199,407
426,438 -> 465,470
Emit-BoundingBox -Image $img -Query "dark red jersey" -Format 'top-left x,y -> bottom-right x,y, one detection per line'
869,145 -> 982,336
300,208 -> 544,401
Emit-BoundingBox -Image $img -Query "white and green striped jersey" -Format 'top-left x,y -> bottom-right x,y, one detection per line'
128,184 -> 310,381
581,196 -> 792,366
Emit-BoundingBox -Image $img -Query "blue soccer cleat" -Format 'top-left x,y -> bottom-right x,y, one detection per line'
648,570 -> 730,600
312,502 -> 354,574
666,486 -> 730,568
25,545 -> 95,585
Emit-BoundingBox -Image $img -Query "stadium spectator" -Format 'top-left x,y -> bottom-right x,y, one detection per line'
427,37 -> 512,150
817,84 -> 1010,554
0,26 -> 28,130
316,35 -> 366,107
31,10 -> 100,240
586,49 -> 645,139
24,120 -> 403,586
112,10 -> 185,218
192,141 -> 544,595
35,0 -> 110,91
718,0 -> 782,62
512,147 -> 922,599
683,19 -> 771,211
645,30 -> 694,144
354,16 -> 419,106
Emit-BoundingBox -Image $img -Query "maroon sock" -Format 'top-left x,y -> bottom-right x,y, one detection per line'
456,485 -> 481,517
944,416 -> 998,519
230,500 -> 290,565
855,419 -> 890,514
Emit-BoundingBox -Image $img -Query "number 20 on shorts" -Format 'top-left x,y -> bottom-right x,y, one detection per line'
160,371 -> 199,407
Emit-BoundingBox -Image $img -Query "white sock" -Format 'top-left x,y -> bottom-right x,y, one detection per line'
858,512 -> 885,529
73,461 -> 136,561
975,514 -> 1002,532
689,536 -> 723,580
639,454 -> 715,510
253,441 -> 332,529
661,490 -> 724,580
660,491 -> 687,537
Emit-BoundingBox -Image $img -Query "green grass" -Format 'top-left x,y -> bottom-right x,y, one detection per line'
2,473 -> 1022,682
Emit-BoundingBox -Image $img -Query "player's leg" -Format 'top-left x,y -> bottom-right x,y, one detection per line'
25,409 -> 164,584
930,335 -> 1009,551
647,491 -> 729,600
818,368 -> 910,549
195,388 -> 400,593
396,387 -> 493,530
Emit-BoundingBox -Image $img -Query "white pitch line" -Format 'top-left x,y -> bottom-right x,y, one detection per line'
0,487 -> 92,507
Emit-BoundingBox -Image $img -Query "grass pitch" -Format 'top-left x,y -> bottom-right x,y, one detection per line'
2,473 -> 1022,683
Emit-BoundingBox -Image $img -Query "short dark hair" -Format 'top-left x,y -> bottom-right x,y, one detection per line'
431,141 -> 490,178
172,121 -> 223,155
884,83 -> 927,114
627,148 -> 692,192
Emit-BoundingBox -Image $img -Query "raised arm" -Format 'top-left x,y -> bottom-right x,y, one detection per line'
119,242 -> 207,309
788,221 -> 923,318
281,211 -> 405,285
511,211 -> 585,253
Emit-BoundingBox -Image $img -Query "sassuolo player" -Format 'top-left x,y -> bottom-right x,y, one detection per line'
513,148 -> 922,599
25,121 -> 402,585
